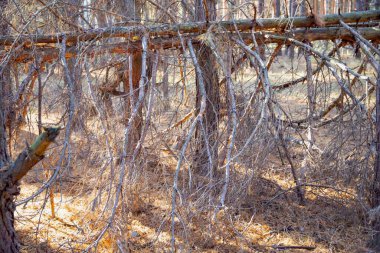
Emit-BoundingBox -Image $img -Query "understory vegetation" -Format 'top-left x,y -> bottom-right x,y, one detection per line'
0,0 -> 380,252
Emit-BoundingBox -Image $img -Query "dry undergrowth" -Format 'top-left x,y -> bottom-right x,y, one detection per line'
13,55 -> 374,253
15,130 -> 368,252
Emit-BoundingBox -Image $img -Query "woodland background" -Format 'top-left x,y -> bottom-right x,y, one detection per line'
0,0 -> 380,252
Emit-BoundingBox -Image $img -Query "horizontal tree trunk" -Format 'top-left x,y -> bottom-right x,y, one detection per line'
0,10 -> 378,46
6,27 -> 380,64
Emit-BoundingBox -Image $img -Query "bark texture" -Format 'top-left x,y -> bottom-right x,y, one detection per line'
193,0 -> 220,175
0,178 -> 19,253
123,52 -> 143,155
0,4 -> 12,247
0,0 -> 10,168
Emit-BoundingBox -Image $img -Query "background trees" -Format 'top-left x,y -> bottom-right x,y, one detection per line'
0,0 -> 380,252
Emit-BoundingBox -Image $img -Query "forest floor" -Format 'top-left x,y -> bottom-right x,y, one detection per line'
14,53 -> 374,252
15,155 -> 368,253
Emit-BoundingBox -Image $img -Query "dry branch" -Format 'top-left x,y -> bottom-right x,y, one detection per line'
286,61 -> 369,125
265,34 -> 370,83
165,110 -> 195,132
233,37 -> 307,205
0,127 -> 60,184
170,40 -> 208,251
274,41 -> 345,90
339,19 -> 380,57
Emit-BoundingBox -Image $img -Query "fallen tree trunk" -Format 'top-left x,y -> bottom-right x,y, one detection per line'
6,27 -> 380,64
0,127 -> 60,252
0,10 -> 379,47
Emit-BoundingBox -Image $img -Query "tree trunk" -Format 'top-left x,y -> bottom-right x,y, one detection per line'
366,4 -> 380,247
0,178 -> 19,252
298,0 -> 308,55
0,0 -> 10,168
160,0 -> 170,110
355,0 -> 369,58
118,0 -> 144,157
193,0 -> 220,176
258,0 -> 266,60
62,0 -> 84,131
369,66 -> 380,252
275,0 -> 281,16
0,0 -> 13,161
326,0 -> 330,14
313,0 -> 319,14
162,55 -> 169,109
94,0 -> 115,116
258,0 -> 264,17
0,65 -> 10,169
356,0 -> 370,11
0,85 -> 8,168
287,0 -> 296,59
95,0 -> 109,28
124,52 -> 143,155
321,0 -> 326,15
0,2 -> 15,249
275,0 -> 282,56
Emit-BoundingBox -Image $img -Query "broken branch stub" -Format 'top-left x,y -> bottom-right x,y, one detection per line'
1,127 -> 61,184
